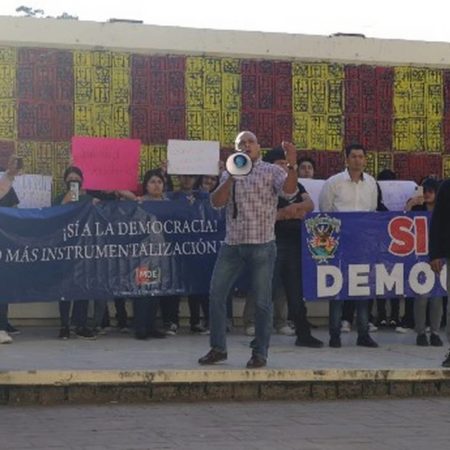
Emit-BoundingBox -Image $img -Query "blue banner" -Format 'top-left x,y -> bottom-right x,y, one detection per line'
0,198 -> 225,303
302,211 -> 447,300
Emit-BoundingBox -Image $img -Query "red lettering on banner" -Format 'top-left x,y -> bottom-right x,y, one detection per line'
388,216 -> 428,256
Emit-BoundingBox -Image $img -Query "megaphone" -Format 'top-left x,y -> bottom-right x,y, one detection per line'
225,150 -> 253,176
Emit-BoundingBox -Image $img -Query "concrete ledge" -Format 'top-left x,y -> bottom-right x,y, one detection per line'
0,368 -> 449,405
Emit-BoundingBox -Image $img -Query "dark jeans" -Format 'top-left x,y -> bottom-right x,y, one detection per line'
188,295 -> 209,327
160,296 -> 180,326
401,298 -> 415,328
133,298 -> 160,334
0,303 -> 8,331
59,300 -> 89,328
114,298 -> 128,328
375,298 -> 400,323
329,300 -> 369,338
273,238 -> 311,338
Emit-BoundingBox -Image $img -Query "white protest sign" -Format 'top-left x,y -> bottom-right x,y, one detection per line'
378,180 -> 418,211
0,173 -> 53,208
167,140 -> 220,175
299,178 -> 325,212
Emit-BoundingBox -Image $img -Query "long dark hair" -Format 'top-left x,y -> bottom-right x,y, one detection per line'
142,169 -> 165,195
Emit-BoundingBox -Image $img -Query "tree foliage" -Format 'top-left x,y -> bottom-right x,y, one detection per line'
15,5 -> 78,20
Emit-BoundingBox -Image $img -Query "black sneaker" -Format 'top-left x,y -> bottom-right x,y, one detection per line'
75,327 -> 96,340
246,353 -> 267,369
58,327 -> 70,339
134,330 -> 148,340
6,323 -> 20,335
357,335 -> 379,348
198,348 -> 227,365
430,333 -> 443,347
295,335 -> 324,348
442,351 -> 450,368
329,336 -> 341,348
416,333 -> 429,346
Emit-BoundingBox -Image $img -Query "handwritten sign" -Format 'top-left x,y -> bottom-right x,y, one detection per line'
72,137 -> 141,191
378,180 -> 418,211
0,173 -> 52,208
167,140 -> 220,175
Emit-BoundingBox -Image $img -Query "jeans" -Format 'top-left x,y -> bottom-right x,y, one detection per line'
273,238 -> 311,338
329,300 -> 369,338
94,299 -> 108,328
160,296 -> 180,326
133,297 -> 160,334
0,303 -> 8,331
188,295 -> 209,327
414,295 -> 442,335
59,300 -> 89,328
209,241 -> 276,359
114,298 -> 128,328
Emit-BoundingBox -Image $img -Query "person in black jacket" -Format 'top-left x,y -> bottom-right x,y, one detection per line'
429,179 -> 450,367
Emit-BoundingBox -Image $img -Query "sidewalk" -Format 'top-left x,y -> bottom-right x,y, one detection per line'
0,326 -> 449,404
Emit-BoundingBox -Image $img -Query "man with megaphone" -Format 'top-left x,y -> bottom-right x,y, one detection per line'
198,130 -> 299,368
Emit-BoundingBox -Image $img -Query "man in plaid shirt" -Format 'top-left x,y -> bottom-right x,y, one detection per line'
198,131 -> 299,368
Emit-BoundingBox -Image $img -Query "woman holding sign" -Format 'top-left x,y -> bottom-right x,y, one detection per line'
52,167 -> 96,340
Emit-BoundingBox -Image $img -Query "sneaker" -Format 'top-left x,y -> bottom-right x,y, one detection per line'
357,335 -> 379,348
389,319 -> 398,328
369,322 -> 378,333
430,333 -> 443,347
58,327 -> 70,339
190,324 -> 210,335
6,323 -> 20,335
198,348 -> 227,365
75,327 -> 96,340
277,325 -> 296,336
246,353 -> 267,369
165,323 -> 178,336
245,326 -> 255,336
340,320 -> 351,333
119,327 -> 130,334
377,319 -> 388,327
295,335 -> 324,348
442,350 -> 450,368
395,326 -> 409,334
416,333 -> 429,346
0,330 -> 13,344
329,336 -> 341,348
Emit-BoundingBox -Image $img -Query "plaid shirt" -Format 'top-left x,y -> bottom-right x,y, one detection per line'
217,159 -> 292,245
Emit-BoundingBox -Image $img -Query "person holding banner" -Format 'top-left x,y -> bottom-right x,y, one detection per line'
0,155 -> 22,344
167,174 -> 210,335
429,178 -> 450,367
263,147 -> 323,348
52,166 -> 96,340
407,177 -> 443,347
319,143 -> 379,349
198,131 -> 299,368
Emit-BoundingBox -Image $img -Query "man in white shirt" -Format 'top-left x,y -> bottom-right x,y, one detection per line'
319,144 -> 379,348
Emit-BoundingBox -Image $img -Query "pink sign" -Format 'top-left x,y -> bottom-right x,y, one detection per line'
72,137 -> 141,191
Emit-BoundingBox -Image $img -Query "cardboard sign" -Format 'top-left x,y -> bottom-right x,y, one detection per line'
167,140 -> 220,175
378,180 -> 418,211
72,137 -> 141,191
0,173 -> 52,208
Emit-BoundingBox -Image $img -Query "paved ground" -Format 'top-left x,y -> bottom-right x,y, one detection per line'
0,326 -> 449,372
0,398 -> 449,449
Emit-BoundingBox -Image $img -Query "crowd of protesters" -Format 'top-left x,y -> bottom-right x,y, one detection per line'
0,133 -> 449,369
